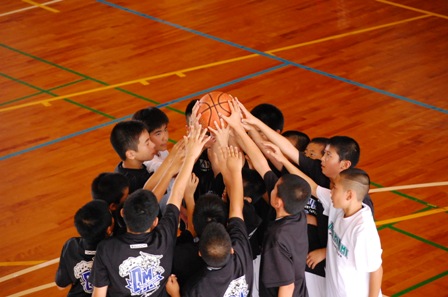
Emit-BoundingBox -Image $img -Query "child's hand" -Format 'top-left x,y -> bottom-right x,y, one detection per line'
220,99 -> 243,130
263,142 -> 287,164
184,122 -> 210,160
225,146 -> 243,174
306,248 -> 326,270
168,143 -> 186,175
165,274 -> 181,297
184,173 -> 199,201
208,118 -> 229,148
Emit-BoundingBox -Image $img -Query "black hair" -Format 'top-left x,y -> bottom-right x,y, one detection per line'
193,194 -> 228,237
91,172 -> 129,206
74,200 -> 112,246
282,130 -> 310,152
110,120 -> 147,161
132,107 -> 169,133
199,222 -> 232,268
251,103 -> 284,132
185,99 -> 199,124
276,174 -> 311,215
242,168 -> 266,204
339,168 -> 370,201
328,136 -> 360,167
122,189 -> 159,233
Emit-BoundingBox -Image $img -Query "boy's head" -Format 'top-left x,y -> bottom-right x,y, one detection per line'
132,107 -> 169,152
110,120 -> 156,162
251,103 -> 284,133
331,168 -> 370,209
199,222 -> 232,268
74,200 -> 113,245
321,136 -> 360,179
282,130 -> 310,152
305,137 -> 329,160
91,172 -> 130,209
271,174 -> 311,215
193,194 -> 228,237
122,189 -> 159,233
185,99 -> 199,126
242,168 -> 266,204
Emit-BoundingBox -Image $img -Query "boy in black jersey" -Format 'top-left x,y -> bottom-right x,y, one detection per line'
181,146 -> 254,297
91,124 -> 210,297
55,200 -> 113,296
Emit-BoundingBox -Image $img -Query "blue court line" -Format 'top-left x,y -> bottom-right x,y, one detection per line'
96,0 -> 448,115
0,63 -> 288,161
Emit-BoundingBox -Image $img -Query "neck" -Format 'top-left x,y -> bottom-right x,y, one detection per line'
275,208 -> 290,220
343,203 -> 363,218
122,159 -> 143,169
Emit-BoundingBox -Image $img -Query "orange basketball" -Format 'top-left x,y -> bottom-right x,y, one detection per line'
197,91 -> 233,128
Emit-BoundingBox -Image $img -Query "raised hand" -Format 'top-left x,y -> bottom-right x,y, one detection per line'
208,118 -> 230,148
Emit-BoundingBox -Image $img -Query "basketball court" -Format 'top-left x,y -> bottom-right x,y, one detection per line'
1,0 -> 447,296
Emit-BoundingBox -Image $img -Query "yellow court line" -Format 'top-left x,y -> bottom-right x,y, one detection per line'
22,0 -> 59,13
6,282 -> 56,297
0,14 -> 430,113
376,0 -> 448,20
0,260 -> 47,266
376,206 -> 448,226
267,14 -> 430,54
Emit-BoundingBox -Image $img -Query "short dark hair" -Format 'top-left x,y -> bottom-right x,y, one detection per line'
251,103 -> 284,132
110,120 -> 147,161
328,136 -> 360,167
185,99 -> 199,124
123,189 -> 159,233
242,168 -> 266,204
276,174 -> 311,215
282,130 -> 310,151
339,168 -> 370,201
193,194 -> 228,237
132,107 -> 169,133
91,172 -> 129,206
74,200 -> 112,245
199,222 -> 232,267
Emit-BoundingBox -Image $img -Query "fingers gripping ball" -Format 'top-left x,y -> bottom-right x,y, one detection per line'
197,91 -> 232,128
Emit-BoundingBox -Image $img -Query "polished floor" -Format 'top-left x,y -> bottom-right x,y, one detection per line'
1,0 -> 447,296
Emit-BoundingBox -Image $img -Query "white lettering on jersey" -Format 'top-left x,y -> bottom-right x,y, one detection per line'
130,244 -> 148,249
224,275 -> 249,297
74,260 -> 93,293
119,251 -> 165,296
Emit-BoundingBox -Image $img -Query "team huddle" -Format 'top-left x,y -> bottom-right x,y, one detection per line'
55,95 -> 383,297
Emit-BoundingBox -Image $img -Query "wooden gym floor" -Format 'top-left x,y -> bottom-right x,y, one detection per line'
0,0 -> 447,296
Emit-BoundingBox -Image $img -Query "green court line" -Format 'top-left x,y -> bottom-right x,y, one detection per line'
370,181 -> 436,207
0,72 -> 114,119
1,43 -> 185,115
391,270 -> 448,296
0,78 -> 87,106
387,225 -> 448,252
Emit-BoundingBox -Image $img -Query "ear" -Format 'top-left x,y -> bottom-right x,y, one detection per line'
151,217 -> 159,229
198,250 -> 202,257
230,247 -> 235,254
125,149 -> 136,160
340,160 -> 351,170
120,208 -> 125,218
346,189 -> 354,201
109,203 -> 118,212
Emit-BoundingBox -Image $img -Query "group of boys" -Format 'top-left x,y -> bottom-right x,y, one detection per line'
55,98 -> 383,297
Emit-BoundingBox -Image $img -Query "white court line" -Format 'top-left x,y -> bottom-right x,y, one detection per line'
369,181 -> 448,193
0,0 -> 63,17
0,258 -> 59,283
6,282 -> 56,297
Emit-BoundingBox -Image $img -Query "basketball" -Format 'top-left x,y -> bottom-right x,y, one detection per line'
197,91 -> 233,128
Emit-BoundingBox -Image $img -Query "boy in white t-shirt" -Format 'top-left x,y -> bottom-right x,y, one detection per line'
269,148 -> 382,297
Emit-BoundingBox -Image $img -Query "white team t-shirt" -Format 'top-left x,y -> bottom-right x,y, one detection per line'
316,186 -> 382,297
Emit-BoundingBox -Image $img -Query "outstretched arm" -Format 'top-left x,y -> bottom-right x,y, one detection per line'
264,142 -> 318,197
167,123 -> 210,210
216,146 -> 244,220
237,99 -> 300,165
220,100 -> 271,178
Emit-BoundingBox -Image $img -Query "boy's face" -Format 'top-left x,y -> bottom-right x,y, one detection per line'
134,130 -> 156,161
149,124 -> 169,152
321,145 -> 343,179
330,178 -> 348,209
270,179 -> 281,209
305,142 -> 325,160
